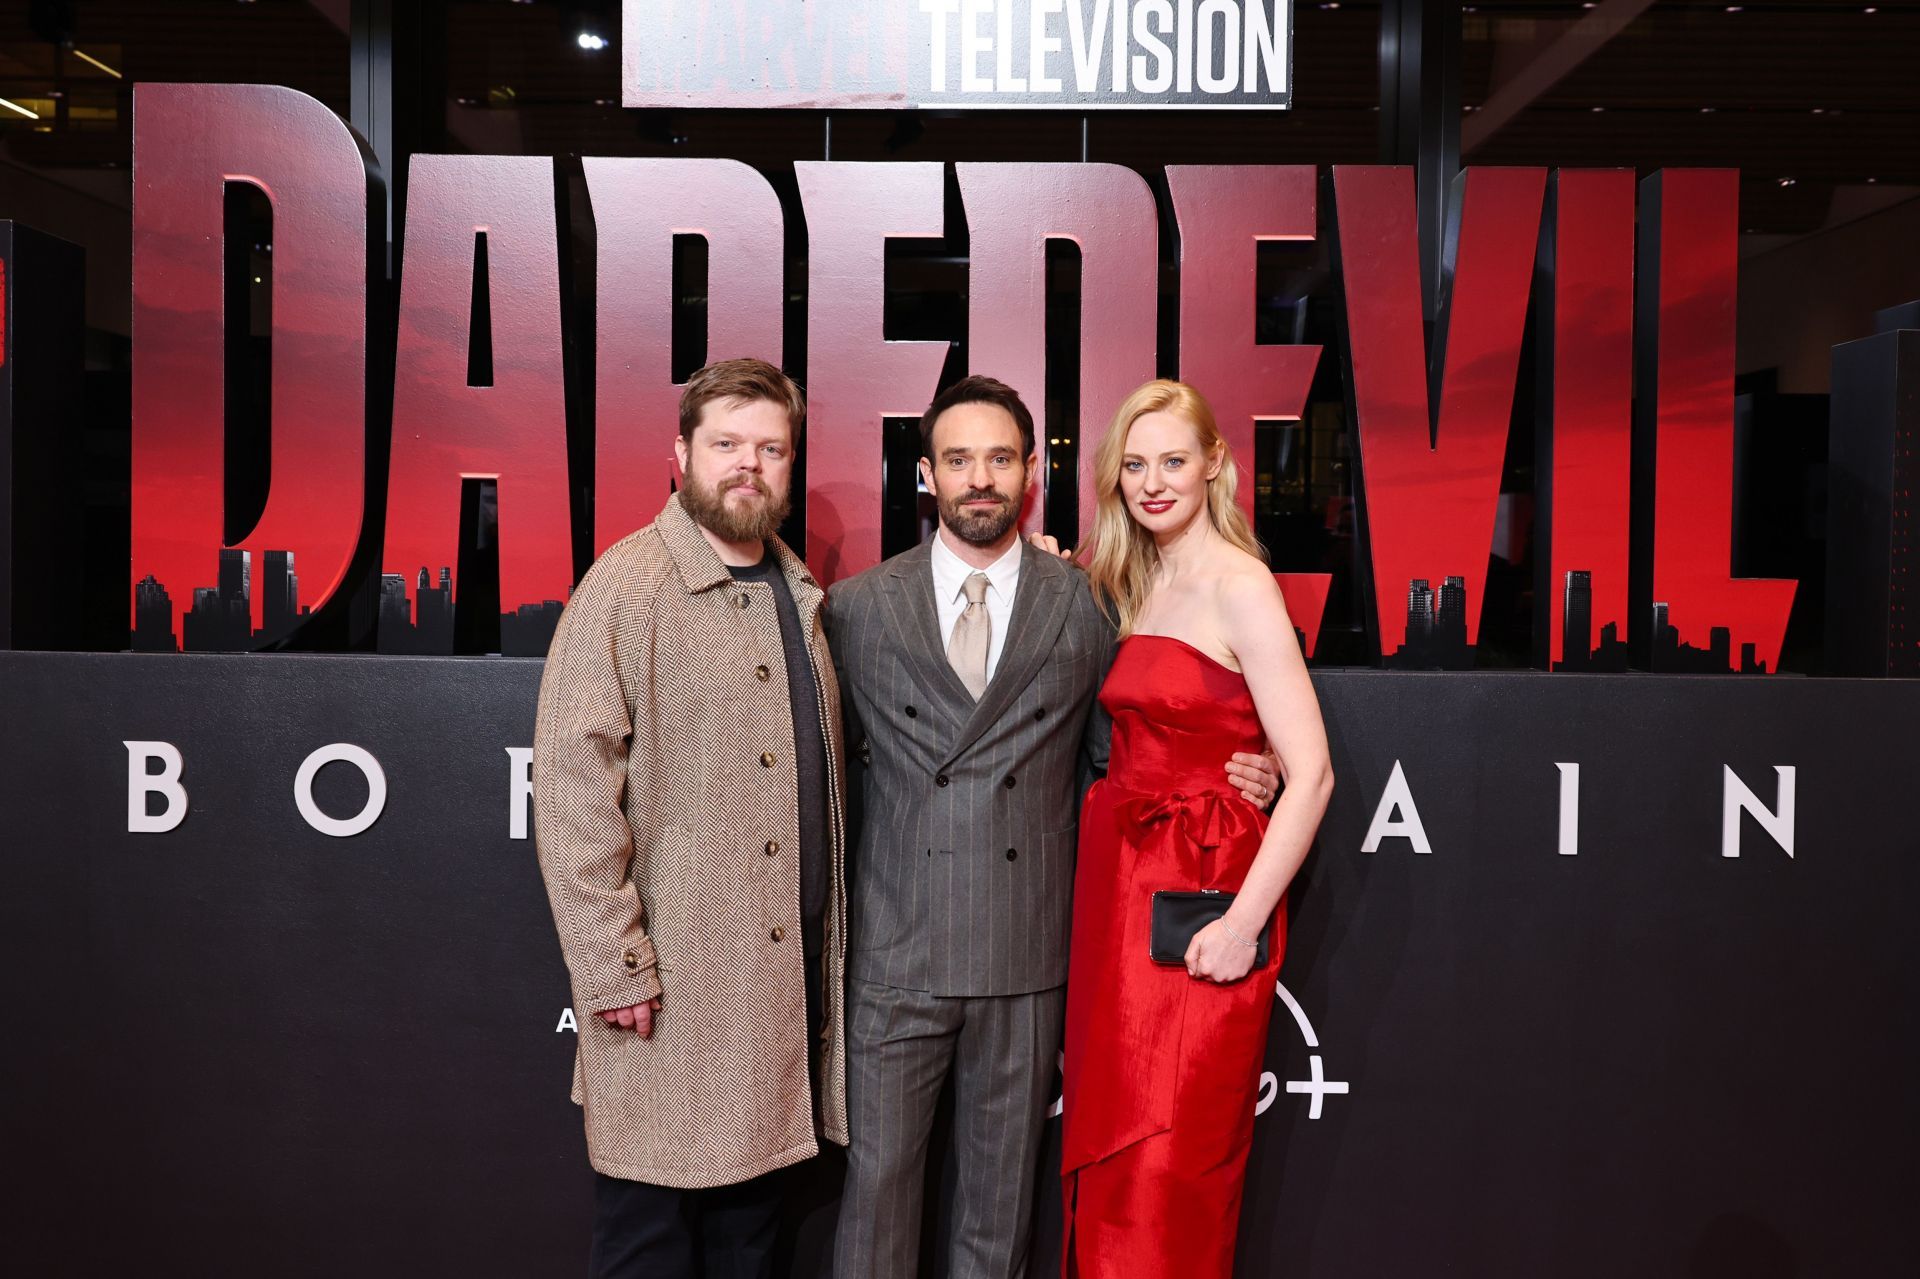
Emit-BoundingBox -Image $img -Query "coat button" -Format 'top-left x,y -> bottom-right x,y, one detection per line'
761,752 -> 777,768
755,664 -> 771,681
737,593 -> 750,608
771,926 -> 786,942
765,840 -> 780,856
905,705 -> 918,718
1034,707 -> 1047,721
935,773 -> 950,787
1005,848 -> 1018,861
622,950 -> 639,970
1003,775 -> 1017,789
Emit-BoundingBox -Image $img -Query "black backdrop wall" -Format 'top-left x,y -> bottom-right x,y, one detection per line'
4,653 -> 1916,1276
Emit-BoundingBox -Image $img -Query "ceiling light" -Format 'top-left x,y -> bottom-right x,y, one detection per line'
577,32 -> 608,51
72,49 -> 123,79
0,96 -> 41,120
1777,177 -> 1796,187
1700,106 -> 1717,113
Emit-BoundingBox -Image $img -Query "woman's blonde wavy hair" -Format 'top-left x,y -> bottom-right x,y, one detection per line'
1081,379 -> 1265,635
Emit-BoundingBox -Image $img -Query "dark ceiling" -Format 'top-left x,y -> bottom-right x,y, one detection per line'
1,1 -> 1915,237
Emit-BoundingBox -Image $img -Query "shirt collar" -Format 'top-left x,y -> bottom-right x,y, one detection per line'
930,527 -> 1022,606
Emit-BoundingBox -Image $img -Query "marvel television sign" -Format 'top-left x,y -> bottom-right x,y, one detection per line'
622,0 -> 1294,110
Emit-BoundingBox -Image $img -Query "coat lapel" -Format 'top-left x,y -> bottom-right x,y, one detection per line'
941,540 -> 1075,767
879,540 -> 976,714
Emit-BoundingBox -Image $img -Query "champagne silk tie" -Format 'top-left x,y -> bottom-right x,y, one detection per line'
947,571 -> 992,700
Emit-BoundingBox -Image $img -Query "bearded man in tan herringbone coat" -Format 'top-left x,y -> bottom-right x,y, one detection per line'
533,358 -> 848,1278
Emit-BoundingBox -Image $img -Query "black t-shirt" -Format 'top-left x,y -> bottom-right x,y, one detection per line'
728,550 -> 830,957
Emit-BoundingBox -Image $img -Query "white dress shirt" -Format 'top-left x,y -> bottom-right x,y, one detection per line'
930,528 -> 1022,685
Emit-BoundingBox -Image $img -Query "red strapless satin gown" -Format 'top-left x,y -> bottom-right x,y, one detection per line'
1060,634 -> 1285,1279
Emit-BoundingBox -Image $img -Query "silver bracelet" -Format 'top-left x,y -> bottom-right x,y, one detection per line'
1221,919 -> 1259,949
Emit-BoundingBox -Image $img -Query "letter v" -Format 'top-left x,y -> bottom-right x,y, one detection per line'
1332,166 -> 1546,663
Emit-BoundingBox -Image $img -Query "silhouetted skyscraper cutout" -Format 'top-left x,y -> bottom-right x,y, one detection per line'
502,600 -> 565,656
1646,601 -> 1755,673
132,575 -> 176,652
1563,570 -> 1592,671
414,564 -> 454,652
378,573 -> 410,645
1391,574 -> 1472,668
1408,579 -> 1434,647
1435,576 -> 1468,662
262,550 -> 297,640
218,548 -> 250,607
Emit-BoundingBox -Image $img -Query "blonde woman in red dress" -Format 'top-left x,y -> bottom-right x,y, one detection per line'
1060,379 -> 1335,1278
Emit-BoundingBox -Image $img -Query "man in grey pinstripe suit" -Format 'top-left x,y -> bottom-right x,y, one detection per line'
825,377 -> 1276,1278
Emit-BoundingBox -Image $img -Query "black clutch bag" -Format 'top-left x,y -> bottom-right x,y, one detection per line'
1149,890 -> 1269,967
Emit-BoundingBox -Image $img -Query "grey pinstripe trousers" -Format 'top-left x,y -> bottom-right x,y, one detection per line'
830,977 -> 1066,1279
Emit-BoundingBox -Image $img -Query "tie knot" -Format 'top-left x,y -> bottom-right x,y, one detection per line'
962,571 -> 990,607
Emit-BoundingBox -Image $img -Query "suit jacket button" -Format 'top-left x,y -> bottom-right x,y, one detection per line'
905,705 -> 918,718
765,840 -> 780,856
755,664 -> 771,681
761,751 -> 777,768
1003,775 -> 1017,789
771,926 -> 786,942
1034,707 -> 1047,721
622,950 -> 639,970
1005,848 -> 1018,861
935,773 -> 950,787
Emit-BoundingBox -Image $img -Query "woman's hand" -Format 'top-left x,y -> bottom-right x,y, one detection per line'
1185,917 -> 1259,983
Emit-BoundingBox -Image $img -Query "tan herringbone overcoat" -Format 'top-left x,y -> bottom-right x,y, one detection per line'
532,494 -> 848,1188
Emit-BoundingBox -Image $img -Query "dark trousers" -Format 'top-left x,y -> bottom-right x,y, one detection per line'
590,953 -> 827,1279
590,1167 -> 784,1279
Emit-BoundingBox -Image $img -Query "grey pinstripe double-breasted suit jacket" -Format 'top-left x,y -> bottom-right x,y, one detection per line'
826,537 -> 1116,996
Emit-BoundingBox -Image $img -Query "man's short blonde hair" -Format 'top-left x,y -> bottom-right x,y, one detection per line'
677,357 -> 806,441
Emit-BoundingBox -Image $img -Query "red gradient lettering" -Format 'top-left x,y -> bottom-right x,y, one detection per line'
385,155 -> 572,638
1333,165 -> 1546,659
795,162 -> 949,583
1540,169 -> 1635,670
131,83 -> 372,647
956,163 -> 1158,538
584,158 -> 785,551
1171,164 -> 1330,653
1636,169 -> 1797,672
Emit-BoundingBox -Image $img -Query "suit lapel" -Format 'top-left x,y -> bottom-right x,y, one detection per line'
879,541 -> 976,715
942,541 -> 1074,767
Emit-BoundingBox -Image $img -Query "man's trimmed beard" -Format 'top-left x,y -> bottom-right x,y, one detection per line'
682,471 -> 792,544
937,484 -> 1022,547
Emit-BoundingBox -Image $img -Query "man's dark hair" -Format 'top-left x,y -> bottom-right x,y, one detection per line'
918,375 -> 1036,464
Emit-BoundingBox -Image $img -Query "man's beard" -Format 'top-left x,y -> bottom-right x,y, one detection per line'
682,471 -> 791,544
938,486 -> 1021,547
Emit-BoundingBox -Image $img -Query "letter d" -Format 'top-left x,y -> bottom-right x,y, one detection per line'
125,741 -> 188,833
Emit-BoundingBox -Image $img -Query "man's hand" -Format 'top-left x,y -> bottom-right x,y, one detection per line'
1026,532 -> 1073,560
1225,748 -> 1282,810
599,997 -> 663,1038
